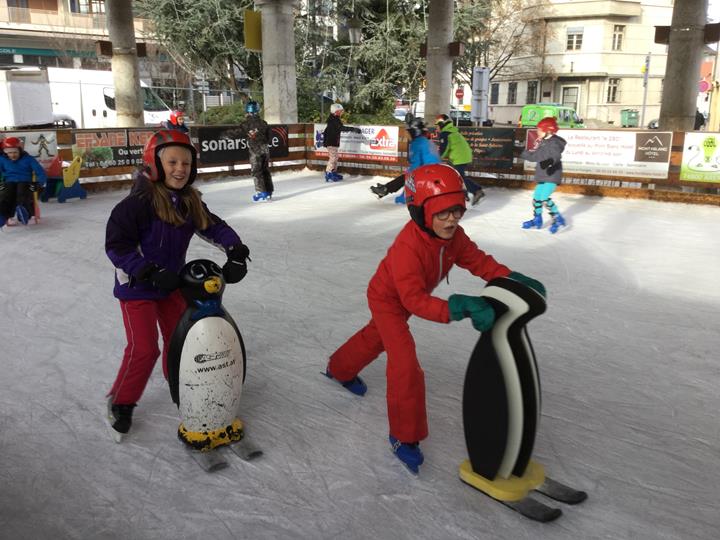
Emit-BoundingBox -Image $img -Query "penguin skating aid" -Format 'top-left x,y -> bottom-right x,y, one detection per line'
459,277 -> 587,521
167,259 -> 262,471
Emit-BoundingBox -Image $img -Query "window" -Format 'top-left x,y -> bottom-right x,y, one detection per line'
490,83 -> 499,105
507,82 -> 517,105
567,27 -> 583,50
607,78 -> 620,103
71,0 -> 105,14
526,81 -> 538,104
612,25 -> 625,51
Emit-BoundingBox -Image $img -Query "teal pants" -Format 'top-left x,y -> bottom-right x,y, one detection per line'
532,182 -> 559,216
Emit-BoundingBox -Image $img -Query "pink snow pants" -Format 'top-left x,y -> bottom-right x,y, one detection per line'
108,291 -> 186,405
328,303 -> 428,443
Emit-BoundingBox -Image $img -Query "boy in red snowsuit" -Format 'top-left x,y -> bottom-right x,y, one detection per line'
326,163 -> 545,473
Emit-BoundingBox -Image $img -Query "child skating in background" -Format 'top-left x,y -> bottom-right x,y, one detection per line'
104,130 -> 250,442
520,117 -> 567,234
370,118 -> 441,204
435,114 -> 485,205
322,103 -> 362,182
325,163 -> 545,473
237,100 -> 274,202
161,110 -> 189,134
0,137 -> 47,227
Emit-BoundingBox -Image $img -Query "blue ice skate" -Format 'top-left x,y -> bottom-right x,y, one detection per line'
324,367 -> 367,396
394,193 -> 406,204
252,191 -> 270,202
522,215 -> 542,229
549,213 -> 566,234
15,205 -> 29,225
325,172 -> 342,182
331,171 -> 344,180
389,435 -> 424,474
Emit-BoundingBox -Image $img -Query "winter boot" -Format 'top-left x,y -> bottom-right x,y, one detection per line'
107,398 -> 136,443
522,215 -> 543,229
549,213 -> 566,234
15,205 -> 29,225
389,435 -> 424,474
394,192 -> 406,205
252,191 -> 270,202
324,366 -> 367,396
370,183 -> 389,198
471,189 -> 486,206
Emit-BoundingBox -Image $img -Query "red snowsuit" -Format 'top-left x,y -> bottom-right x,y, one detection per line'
328,220 -> 510,442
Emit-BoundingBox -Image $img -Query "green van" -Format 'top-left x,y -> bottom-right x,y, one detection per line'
519,103 -> 585,129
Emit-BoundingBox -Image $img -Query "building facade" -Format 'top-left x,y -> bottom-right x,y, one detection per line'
488,0 -> 674,128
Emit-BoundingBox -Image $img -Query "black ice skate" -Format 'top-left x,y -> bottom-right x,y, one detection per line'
106,398 -> 136,443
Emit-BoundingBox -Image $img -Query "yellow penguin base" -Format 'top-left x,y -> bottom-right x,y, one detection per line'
178,418 -> 244,452
459,459 -> 545,501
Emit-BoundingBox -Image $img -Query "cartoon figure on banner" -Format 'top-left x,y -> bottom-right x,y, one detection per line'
686,135 -> 720,171
30,134 -> 56,158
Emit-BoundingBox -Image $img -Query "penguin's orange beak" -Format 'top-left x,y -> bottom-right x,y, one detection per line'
203,277 -> 222,294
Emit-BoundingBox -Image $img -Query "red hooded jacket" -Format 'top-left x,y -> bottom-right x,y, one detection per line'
367,220 -> 511,322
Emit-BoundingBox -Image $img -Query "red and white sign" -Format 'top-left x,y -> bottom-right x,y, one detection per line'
313,124 -> 399,162
455,88 -> 464,100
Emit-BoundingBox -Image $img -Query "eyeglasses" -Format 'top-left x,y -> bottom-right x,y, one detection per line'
434,206 -> 465,220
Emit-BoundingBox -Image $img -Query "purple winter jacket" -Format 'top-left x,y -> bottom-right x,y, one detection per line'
105,176 -> 242,301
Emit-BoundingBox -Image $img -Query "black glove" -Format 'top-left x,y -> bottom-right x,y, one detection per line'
223,243 -> 250,284
138,264 -> 180,292
539,158 -> 554,170
28,183 -> 44,193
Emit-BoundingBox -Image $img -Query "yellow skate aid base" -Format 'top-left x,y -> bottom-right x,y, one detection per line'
178,418 -> 244,451
459,459 -> 545,501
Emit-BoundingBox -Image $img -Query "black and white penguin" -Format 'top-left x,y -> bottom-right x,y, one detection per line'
167,259 -> 247,451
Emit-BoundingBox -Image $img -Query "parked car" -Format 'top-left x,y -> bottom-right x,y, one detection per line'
449,109 -> 472,126
394,107 -> 410,122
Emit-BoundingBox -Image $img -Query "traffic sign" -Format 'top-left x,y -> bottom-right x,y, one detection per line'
455,88 -> 464,100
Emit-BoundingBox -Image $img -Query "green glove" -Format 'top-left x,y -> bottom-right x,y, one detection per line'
508,271 -> 546,298
448,294 -> 496,332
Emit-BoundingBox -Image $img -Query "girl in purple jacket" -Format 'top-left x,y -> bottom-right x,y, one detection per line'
104,130 -> 250,441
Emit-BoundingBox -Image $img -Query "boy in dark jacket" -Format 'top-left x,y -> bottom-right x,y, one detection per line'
323,103 -> 361,182
0,137 -> 47,227
520,117 -> 567,233
237,100 -> 274,202
160,110 -> 189,133
325,164 -> 544,473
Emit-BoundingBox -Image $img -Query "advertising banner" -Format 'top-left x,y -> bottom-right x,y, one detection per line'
680,132 -> 720,182
524,129 -> 672,179
462,127 -> 515,169
197,125 -> 289,164
4,130 -> 62,176
313,124 -> 399,162
72,129 -> 155,169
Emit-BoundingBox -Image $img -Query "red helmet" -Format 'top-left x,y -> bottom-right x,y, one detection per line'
169,110 -> 185,125
536,117 -> 559,133
405,164 -> 466,231
2,137 -> 23,149
142,130 -> 197,185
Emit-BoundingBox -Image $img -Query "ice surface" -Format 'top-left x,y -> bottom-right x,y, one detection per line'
1,170 -> 718,539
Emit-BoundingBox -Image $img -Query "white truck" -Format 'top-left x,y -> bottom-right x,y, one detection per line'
47,67 -> 171,129
0,67 -> 55,129
0,66 -> 171,129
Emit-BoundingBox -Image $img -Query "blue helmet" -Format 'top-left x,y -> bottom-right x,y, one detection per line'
245,100 -> 260,114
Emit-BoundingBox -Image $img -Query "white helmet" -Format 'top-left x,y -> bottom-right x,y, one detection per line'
330,103 -> 344,114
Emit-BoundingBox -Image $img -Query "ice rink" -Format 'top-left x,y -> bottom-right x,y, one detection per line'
1,170 -> 718,539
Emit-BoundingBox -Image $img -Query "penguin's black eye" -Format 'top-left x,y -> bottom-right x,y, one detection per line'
210,262 -> 222,275
190,263 -> 206,279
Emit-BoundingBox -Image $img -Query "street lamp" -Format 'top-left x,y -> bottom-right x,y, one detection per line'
348,17 -> 363,45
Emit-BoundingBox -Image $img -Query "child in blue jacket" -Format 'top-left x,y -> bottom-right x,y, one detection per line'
0,137 -> 47,227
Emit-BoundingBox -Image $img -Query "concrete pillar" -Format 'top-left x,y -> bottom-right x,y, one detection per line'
256,0 -> 299,123
425,0 -> 454,123
106,0 -> 144,127
658,0 -> 708,131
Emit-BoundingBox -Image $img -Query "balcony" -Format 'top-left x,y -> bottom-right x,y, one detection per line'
523,0 -> 642,21
0,6 -> 150,36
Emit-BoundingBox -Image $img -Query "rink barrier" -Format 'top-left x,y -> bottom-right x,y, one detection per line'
2,125 -> 718,206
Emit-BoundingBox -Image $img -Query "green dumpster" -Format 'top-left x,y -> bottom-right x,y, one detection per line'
620,109 -> 639,128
